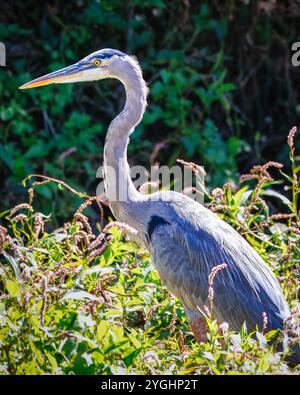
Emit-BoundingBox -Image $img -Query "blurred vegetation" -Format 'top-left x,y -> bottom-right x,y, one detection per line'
1,0 -> 300,222
0,129 -> 299,374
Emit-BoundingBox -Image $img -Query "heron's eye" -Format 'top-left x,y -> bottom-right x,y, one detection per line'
93,59 -> 101,66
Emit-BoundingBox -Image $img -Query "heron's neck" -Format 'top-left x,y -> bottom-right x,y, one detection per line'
103,66 -> 147,211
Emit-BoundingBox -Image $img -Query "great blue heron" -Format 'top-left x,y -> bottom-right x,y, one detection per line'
20,49 -> 299,364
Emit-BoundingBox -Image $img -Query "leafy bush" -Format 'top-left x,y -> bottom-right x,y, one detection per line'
0,129 -> 299,375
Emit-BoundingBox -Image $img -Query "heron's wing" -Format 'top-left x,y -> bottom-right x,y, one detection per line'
149,213 -> 288,332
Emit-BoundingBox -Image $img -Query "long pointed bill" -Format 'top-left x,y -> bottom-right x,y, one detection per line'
19,63 -> 84,89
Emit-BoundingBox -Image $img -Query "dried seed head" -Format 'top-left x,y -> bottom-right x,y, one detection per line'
240,173 -> 260,183
6,235 -> 24,260
240,161 -> 283,184
20,263 -> 31,281
268,213 -> 295,221
0,226 -> 7,254
209,263 -> 228,286
89,241 -> 109,259
208,287 -> 214,302
212,187 -> 224,202
252,176 -> 272,203
203,304 -> 211,317
103,221 -> 138,236
177,159 -> 206,176
294,173 -> 298,186
169,310 -> 178,333
287,227 -> 300,235
209,203 -> 229,213
11,214 -> 28,224
34,214 -> 45,240
287,126 -> 297,155
10,203 -> 33,217
32,179 -> 51,188
262,161 -> 284,171
75,196 -> 104,224
74,213 -> 92,235
262,311 -> 268,333
90,233 -> 106,250
63,222 -> 72,230
58,147 -> 77,162
219,321 -> 229,336
28,188 -> 34,202
147,304 -> 163,321
76,198 -> 94,215
73,230 -> 92,249
40,277 -> 48,326
23,291 -> 31,310
208,263 -> 228,302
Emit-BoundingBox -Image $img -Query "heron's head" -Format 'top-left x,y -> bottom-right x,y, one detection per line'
19,49 -> 135,89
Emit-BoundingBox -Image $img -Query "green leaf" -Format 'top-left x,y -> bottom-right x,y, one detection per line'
261,189 -> 293,211
6,279 -> 21,298
61,290 -> 101,302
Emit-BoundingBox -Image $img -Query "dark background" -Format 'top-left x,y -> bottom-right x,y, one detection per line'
0,0 -> 299,221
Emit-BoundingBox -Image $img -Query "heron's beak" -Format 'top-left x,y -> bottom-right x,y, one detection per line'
19,62 -> 86,89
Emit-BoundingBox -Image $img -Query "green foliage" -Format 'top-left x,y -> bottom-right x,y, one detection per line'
0,203 -> 295,375
0,131 -> 299,375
